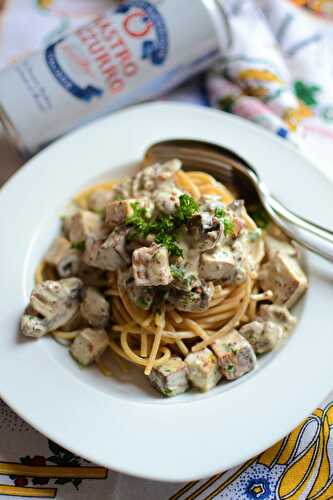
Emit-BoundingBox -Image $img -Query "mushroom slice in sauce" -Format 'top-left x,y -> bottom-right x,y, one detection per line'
187,212 -> 223,251
21,278 -> 83,337
45,237 -> 80,278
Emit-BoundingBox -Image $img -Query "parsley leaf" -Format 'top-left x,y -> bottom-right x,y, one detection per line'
71,241 -> 85,251
136,297 -> 149,309
214,208 -> 234,236
175,194 -> 199,223
248,206 -> 270,230
155,234 -> 183,257
125,195 -> 199,257
170,265 -> 186,281
214,207 -> 225,219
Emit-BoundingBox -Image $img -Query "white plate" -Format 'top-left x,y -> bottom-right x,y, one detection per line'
0,102 -> 333,482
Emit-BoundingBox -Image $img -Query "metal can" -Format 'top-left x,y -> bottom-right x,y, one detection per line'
0,0 -> 229,157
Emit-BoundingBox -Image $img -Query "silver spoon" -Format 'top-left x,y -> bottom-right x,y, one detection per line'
144,139 -> 333,262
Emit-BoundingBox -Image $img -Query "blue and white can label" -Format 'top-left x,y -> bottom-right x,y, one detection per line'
0,0 -> 226,155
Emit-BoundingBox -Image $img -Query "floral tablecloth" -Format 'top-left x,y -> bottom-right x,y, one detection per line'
1,1 -> 333,499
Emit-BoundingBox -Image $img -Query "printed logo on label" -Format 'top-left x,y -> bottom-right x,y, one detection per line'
116,1 -> 168,65
45,40 -> 103,102
44,1 -> 168,101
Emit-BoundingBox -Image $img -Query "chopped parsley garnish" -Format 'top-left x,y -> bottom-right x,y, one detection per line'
248,205 -> 270,230
214,208 -> 234,236
214,207 -> 225,219
113,194 -> 125,201
175,194 -> 199,223
162,387 -> 175,397
136,297 -> 149,309
155,233 -> 183,257
93,208 -> 105,217
126,202 -> 152,238
126,194 -> 199,257
170,265 -> 197,287
226,364 -> 236,372
71,241 -> 85,251
170,265 -> 186,281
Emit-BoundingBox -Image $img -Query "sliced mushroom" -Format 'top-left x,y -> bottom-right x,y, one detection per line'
187,212 -> 223,251
119,269 -> 155,311
45,237 -> 81,278
21,278 -> 83,338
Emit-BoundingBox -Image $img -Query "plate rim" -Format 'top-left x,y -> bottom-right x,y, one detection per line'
1,101 -> 333,482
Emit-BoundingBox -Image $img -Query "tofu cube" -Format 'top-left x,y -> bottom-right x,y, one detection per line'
132,245 -> 172,286
212,330 -> 256,380
149,357 -> 189,397
70,328 -> 109,366
199,246 -> 237,281
185,348 -> 221,391
105,198 -> 151,227
67,210 -> 102,243
239,320 -> 283,354
259,253 -> 308,308
259,304 -> 296,331
83,227 -> 130,271
87,189 -> 114,212
80,287 -> 110,328
264,234 -> 297,261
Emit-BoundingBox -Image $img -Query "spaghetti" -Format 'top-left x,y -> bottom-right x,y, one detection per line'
23,158 -> 308,397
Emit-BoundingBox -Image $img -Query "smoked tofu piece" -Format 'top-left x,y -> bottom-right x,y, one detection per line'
154,187 -> 184,215
264,233 -> 297,261
185,348 -> 221,391
212,330 -> 256,380
105,198 -> 152,227
45,237 -> 80,277
239,320 -> 283,354
132,245 -> 172,287
70,328 -> 109,366
259,253 -> 308,308
80,287 -> 110,328
149,357 -> 189,397
66,210 -> 102,243
84,227 -> 130,271
199,246 -> 240,282
132,159 -> 181,197
87,189 -> 114,213
259,304 -> 296,331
